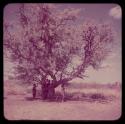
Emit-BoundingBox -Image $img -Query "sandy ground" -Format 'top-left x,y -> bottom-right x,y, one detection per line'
4,94 -> 121,120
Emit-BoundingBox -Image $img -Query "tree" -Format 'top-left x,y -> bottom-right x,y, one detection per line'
4,4 -> 116,100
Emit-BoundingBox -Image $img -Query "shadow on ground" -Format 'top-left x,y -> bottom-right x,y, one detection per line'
25,92 -> 116,104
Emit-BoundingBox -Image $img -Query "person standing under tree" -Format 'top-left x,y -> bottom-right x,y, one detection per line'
32,83 -> 38,99
61,83 -> 66,102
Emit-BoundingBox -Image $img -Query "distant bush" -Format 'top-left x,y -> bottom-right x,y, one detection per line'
67,82 -> 121,90
54,92 -> 114,102
25,89 -> 115,102
90,93 -> 106,100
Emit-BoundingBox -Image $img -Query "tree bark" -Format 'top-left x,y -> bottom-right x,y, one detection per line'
48,84 -> 55,100
41,83 -> 48,100
40,78 -> 70,100
41,82 -> 56,100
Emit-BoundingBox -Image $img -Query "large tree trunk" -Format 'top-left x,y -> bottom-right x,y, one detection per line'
48,84 -> 55,101
41,83 -> 48,100
40,77 -> 71,101
41,83 -> 55,100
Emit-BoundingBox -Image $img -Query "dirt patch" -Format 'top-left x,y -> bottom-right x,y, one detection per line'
4,97 -> 121,120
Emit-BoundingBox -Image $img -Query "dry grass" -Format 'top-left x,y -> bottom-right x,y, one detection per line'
4,81 -> 121,120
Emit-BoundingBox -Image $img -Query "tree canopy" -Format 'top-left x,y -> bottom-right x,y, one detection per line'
4,4 -> 116,87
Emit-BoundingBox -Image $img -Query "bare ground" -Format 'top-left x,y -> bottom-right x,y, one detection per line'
4,93 -> 121,120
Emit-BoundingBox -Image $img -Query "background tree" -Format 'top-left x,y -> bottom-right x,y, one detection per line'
4,4 -> 116,99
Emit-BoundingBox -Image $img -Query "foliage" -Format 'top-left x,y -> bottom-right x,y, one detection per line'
4,4 -> 115,87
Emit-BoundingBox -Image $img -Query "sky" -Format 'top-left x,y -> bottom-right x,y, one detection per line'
4,4 -> 122,83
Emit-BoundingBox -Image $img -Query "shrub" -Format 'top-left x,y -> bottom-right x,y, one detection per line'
90,93 -> 106,100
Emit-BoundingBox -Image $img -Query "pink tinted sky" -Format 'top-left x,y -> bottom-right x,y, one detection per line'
4,4 -> 122,83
